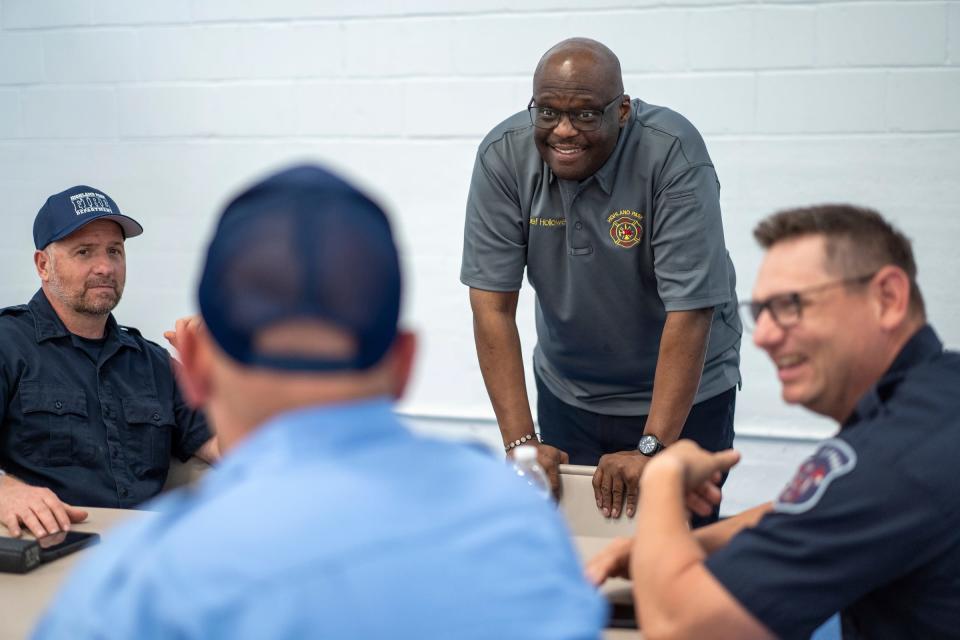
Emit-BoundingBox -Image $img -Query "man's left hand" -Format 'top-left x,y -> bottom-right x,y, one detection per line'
593,450 -> 650,519
163,315 -> 204,355
584,536 -> 632,586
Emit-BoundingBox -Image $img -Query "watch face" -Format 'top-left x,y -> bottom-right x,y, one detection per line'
638,436 -> 659,455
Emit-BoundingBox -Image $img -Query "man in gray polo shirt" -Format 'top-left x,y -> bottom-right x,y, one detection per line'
461,38 -> 741,523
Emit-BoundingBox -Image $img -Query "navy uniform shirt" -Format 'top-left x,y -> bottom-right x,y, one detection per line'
707,325 -> 960,639
461,99 -> 741,416
0,290 -> 211,508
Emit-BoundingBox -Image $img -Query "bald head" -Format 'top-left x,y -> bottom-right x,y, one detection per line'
534,38 -> 624,97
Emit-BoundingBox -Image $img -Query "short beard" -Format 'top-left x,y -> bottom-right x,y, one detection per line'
45,253 -> 122,317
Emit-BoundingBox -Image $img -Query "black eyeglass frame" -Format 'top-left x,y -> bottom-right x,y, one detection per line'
739,272 -> 877,331
526,94 -> 624,132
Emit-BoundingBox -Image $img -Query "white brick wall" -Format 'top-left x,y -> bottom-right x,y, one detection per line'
816,3 -> 947,66
1,1 -> 958,468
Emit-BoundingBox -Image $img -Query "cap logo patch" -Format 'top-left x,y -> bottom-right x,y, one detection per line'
774,438 -> 857,514
70,192 -> 113,216
607,209 -> 643,248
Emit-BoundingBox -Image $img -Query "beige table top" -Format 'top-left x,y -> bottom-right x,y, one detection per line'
0,508 -> 144,640
1,502 -> 640,640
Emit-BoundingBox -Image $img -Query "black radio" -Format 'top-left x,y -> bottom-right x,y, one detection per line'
0,531 -> 99,574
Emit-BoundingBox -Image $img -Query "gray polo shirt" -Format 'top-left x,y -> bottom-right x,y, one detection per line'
461,99 -> 741,416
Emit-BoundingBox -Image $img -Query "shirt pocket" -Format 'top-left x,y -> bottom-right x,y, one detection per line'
121,399 -> 175,479
19,382 -> 89,466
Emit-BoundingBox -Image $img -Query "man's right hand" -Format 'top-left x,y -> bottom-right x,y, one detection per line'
0,475 -> 88,538
510,442 -> 569,497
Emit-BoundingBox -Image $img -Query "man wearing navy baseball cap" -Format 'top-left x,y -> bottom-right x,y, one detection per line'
35,165 -> 605,640
0,185 -> 217,539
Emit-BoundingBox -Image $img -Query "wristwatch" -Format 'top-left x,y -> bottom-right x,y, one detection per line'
637,434 -> 665,457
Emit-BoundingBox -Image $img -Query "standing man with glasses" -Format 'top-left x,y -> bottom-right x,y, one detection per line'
587,204 -> 960,638
461,37 -> 741,523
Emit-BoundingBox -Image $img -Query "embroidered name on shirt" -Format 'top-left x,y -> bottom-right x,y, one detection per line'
607,209 -> 644,248
774,438 -> 858,514
529,217 -> 566,228
70,192 -> 113,216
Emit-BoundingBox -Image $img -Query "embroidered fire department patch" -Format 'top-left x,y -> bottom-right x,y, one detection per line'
607,210 -> 643,248
774,438 -> 858,514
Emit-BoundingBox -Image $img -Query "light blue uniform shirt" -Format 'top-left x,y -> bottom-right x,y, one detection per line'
34,398 -> 606,639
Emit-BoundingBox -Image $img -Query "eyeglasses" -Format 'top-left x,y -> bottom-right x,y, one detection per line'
527,94 -> 623,132
739,273 -> 876,332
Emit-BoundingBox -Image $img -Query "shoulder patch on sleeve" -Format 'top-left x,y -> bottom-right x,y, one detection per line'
774,438 -> 857,515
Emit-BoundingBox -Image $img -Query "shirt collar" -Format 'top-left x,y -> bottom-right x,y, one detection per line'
28,288 -> 140,351
201,397 -> 402,494
845,324 -> 943,427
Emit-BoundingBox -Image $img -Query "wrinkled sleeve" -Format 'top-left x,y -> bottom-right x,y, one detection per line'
161,352 -> 211,461
460,144 -> 527,292
0,353 -> 9,432
651,159 -> 733,312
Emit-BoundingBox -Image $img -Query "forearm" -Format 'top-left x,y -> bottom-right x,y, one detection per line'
469,289 -> 535,442
644,308 -> 713,443
693,502 -> 773,554
632,459 -> 706,629
633,459 -> 773,639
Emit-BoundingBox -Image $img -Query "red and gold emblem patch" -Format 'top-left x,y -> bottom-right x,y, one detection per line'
607,210 -> 644,249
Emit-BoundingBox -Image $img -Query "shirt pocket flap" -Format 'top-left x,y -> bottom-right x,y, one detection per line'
121,399 -> 174,426
19,382 -> 88,417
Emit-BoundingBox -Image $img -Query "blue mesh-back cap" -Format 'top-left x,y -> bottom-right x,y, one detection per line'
198,164 -> 401,371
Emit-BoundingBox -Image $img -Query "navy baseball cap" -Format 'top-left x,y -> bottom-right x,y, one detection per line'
198,164 -> 402,372
33,185 -> 143,250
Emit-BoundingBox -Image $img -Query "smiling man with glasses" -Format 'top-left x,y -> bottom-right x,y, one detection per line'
588,204 -> 960,638
462,38 -> 741,523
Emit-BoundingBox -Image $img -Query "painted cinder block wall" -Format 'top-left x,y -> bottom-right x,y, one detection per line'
1,1 -> 958,507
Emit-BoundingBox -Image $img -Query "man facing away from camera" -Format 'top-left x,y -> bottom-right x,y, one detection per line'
587,205 -> 960,639
34,165 -> 606,640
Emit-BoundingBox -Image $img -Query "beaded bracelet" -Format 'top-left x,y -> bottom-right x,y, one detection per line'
504,433 -> 539,452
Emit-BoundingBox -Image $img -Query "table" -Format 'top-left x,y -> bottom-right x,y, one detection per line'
0,466 -> 643,640
0,508 -> 145,640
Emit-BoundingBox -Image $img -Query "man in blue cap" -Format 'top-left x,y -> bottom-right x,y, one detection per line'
0,186 -> 216,539
34,165 -> 605,639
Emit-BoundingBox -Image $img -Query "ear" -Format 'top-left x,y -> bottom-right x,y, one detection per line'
388,330 -> 418,400
618,94 -> 632,127
34,249 -> 51,281
871,265 -> 911,331
174,321 -> 214,410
